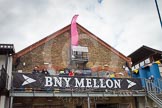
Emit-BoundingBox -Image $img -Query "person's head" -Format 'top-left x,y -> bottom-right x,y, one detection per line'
34,66 -> 39,71
71,69 -> 75,72
42,68 -> 47,71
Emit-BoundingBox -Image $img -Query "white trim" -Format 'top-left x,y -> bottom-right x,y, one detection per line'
72,46 -> 88,52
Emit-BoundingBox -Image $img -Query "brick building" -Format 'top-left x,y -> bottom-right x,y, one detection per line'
10,23 -> 146,108
14,23 -> 130,77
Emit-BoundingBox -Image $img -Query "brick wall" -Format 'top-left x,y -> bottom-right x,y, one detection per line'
15,28 -> 128,77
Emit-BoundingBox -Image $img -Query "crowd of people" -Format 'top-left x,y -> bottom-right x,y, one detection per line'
32,66 -> 49,75
31,66 -> 124,78
32,66 -> 75,76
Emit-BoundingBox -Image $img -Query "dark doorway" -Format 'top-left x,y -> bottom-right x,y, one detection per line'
33,105 -> 64,108
96,104 -> 118,108
76,105 -> 82,108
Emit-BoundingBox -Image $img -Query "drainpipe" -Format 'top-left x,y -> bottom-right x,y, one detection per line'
5,53 -> 9,90
9,96 -> 13,108
5,53 -> 8,72
87,95 -> 90,108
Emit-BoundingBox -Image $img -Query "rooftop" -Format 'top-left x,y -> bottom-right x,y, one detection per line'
0,44 -> 15,55
128,45 -> 162,66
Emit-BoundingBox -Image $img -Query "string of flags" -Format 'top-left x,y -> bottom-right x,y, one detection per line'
133,69 -> 139,74
155,60 -> 161,64
132,59 -> 162,74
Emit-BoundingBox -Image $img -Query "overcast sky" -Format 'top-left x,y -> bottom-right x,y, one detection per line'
0,0 -> 162,56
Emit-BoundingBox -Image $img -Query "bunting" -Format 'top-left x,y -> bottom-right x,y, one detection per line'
155,60 -> 161,64
133,69 -> 139,74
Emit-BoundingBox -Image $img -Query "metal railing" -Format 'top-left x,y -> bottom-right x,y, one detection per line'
11,88 -> 146,98
145,79 -> 162,107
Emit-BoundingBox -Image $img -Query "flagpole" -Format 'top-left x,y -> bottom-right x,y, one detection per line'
154,0 -> 162,29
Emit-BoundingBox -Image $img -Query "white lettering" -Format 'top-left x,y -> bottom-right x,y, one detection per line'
53,77 -> 62,87
93,79 -> 99,88
114,80 -> 121,88
75,78 -> 85,87
63,77 -> 71,87
100,79 -> 106,88
44,77 -> 122,89
45,77 -> 53,87
106,79 -> 113,88
86,78 -> 92,87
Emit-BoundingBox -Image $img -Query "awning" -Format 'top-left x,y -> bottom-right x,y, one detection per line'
72,46 -> 88,52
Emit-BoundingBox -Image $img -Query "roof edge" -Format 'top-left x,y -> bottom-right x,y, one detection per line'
128,45 -> 162,57
77,23 -> 130,62
15,23 -> 130,62
15,24 -> 71,58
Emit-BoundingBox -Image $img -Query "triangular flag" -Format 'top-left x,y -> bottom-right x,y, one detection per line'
133,69 -> 139,74
155,60 -> 161,64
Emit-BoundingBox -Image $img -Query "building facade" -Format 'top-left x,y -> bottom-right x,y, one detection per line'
1,24 -> 162,108
14,24 -> 130,77
10,23 -> 148,108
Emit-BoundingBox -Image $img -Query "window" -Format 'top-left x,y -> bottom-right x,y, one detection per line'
71,46 -> 88,60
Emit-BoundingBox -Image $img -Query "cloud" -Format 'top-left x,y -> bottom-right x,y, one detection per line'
0,0 -> 162,55
115,14 -> 162,55
97,0 -> 103,4
91,0 -> 162,55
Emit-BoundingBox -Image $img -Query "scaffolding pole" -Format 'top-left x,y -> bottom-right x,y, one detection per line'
9,96 -> 13,108
154,0 -> 162,29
